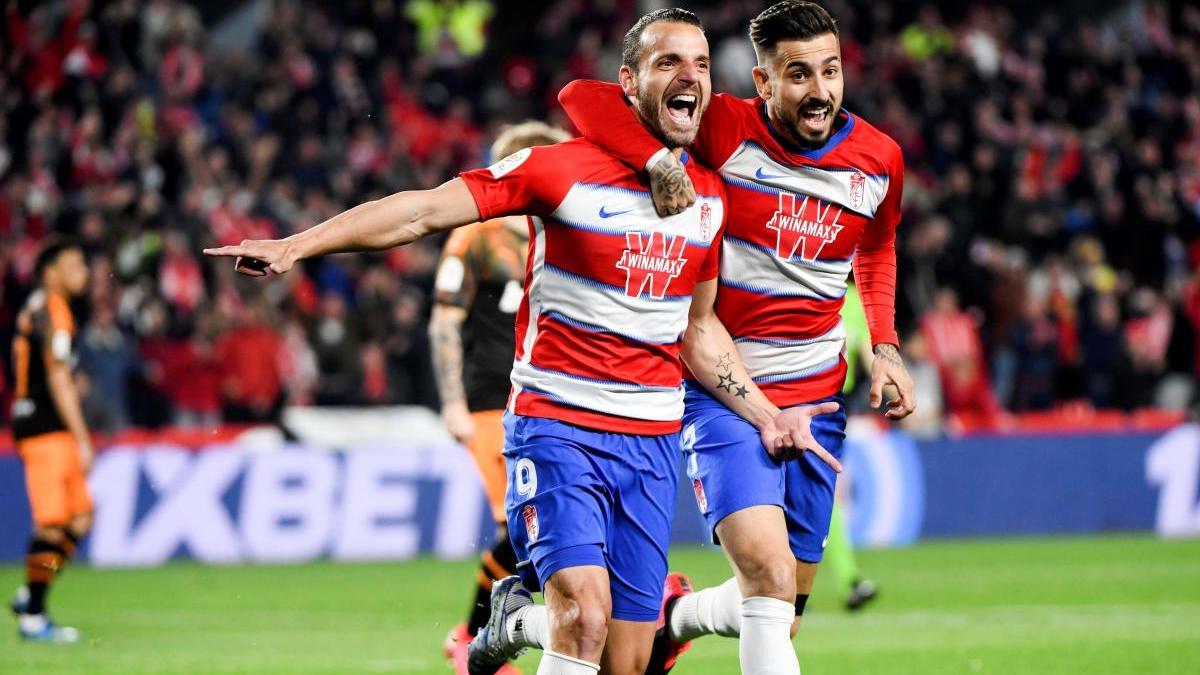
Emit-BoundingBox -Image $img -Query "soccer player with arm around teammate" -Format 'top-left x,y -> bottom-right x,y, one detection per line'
206,11 -> 835,674
10,239 -> 94,644
557,3 -> 915,674
433,121 -> 571,675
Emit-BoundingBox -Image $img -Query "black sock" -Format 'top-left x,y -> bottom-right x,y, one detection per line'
25,538 -> 66,616
26,581 -> 48,616
466,532 -> 519,635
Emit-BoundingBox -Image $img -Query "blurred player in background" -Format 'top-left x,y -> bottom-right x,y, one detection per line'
558,2 -> 914,673
828,280 -> 879,611
9,238 -> 93,644
433,121 -> 571,674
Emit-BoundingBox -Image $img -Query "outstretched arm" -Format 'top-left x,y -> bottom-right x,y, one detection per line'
683,278 -> 842,471
204,179 -> 480,275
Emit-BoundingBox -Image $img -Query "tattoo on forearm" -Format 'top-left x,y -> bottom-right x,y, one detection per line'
714,351 -> 747,397
650,156 -> 690,207
430,319 -> 467,404
717,372 -> 736,392
873,343 -> 904,367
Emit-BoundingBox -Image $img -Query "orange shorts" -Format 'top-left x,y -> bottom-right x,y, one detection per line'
467,410 -> 508,522
17,431 -> 93,527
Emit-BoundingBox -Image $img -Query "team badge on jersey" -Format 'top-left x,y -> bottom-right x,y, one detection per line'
616,231 -> 688,299
523,504 -> 540,542
699,202 -> 712,240
849,171 -> 866,209
765,192 -> 844,262
692,477 -> 708,512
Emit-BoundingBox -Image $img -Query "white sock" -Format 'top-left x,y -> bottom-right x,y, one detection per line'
740,596 -> 800,675
536,650 -> 600,674
668,576 -> 743,641
506,604 -> 549,649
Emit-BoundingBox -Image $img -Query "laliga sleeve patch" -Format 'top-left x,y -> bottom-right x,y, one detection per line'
51,329 -> 72,361
488,148 -> 532,179
435,256 -> 466,293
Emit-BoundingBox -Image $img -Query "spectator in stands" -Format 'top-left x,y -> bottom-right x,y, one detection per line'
214,300 -> 286,423
76,302 -> 136,432
921,288 -> 1002,423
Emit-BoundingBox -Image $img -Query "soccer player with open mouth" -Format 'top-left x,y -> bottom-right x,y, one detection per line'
205,9 -> 841,675
558,2 -> 917,673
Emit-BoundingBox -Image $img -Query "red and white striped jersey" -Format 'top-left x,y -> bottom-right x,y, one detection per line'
460,139 -> 726,435
560,83 -> 904,407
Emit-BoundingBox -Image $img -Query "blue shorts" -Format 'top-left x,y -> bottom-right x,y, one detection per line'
681,384 -> 846,562
503,413 -> 679,622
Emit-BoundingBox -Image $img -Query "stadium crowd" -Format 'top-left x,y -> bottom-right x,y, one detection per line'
1,0 -> 1198,433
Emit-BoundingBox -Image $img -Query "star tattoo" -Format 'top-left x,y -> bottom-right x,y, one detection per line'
716,353 -> 734,371
734,385 -> 749,399
717,373 -> 736,392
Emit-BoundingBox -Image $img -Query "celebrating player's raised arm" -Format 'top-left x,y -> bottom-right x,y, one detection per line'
203,179 -> 481,275
683,277 -> 842,471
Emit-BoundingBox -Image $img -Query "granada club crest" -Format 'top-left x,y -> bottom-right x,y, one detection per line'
693,478 -> 708,512
849,171 -> 866,209
765,192 -> 844,262
616,231 -> 688,299
699,202 -> 712,240
523,504 -> 539,542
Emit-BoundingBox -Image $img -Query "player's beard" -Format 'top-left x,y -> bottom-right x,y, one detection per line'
636,86 -> 701,150
778,96 -> 839,148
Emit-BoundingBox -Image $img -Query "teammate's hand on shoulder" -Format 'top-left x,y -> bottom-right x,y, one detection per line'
870,343 -> 917,420
648,151 -> 696,217
759,402 -> 842,472
442,400 -> 476,445
203,239 -> 296,277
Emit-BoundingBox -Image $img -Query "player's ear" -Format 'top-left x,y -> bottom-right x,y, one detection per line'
752,65 -> 771,101
619,64 -> 638,98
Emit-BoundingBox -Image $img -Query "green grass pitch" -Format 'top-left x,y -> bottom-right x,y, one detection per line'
1,535 -> 1198,673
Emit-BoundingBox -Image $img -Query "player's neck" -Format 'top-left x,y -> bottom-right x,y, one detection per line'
40,279 -> 66,301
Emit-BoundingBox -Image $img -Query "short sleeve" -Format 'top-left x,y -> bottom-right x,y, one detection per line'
434,225 -> 480,308
459,145 -> 562,221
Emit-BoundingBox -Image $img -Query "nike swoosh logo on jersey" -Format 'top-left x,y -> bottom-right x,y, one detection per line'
599,206 -> 633,218
755,167 -> 789,181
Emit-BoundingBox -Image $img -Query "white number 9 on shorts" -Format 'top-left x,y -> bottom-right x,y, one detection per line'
515,458 -> 538,497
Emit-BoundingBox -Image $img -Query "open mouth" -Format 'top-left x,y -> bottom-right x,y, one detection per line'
800,105 -> 832,129
665,93 -> 698,126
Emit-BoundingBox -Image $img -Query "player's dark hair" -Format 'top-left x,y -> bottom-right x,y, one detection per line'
621,8 -> 703,71
749,1 -> 839,57
34,236 -> 83,279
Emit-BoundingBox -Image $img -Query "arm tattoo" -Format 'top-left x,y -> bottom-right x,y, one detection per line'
649,155 -> 690,207
873,343 -> 904,367
429,313 -> 467,405
716,352 -> 734,371
717,373 -> 736,392
714,352 -> 742,395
